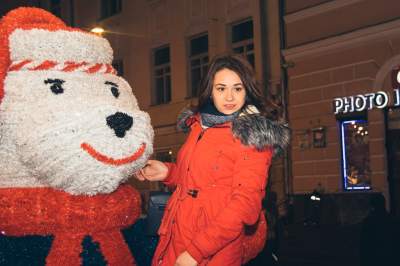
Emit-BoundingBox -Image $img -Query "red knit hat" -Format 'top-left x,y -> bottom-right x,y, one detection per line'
0,7 -> 115,105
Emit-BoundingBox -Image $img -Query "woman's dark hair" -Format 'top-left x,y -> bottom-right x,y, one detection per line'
194,53 -> 278,119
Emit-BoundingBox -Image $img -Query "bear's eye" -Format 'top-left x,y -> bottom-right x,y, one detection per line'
44,79 -> 65,94
111,86 -> 119,98
105,81 -> 119,98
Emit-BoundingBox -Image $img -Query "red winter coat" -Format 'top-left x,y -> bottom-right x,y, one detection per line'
152,110 -> 289,266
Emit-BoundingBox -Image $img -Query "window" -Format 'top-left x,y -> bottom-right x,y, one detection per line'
340,119 -> 371,190
101,0 -> 122,19
112,59 -> 124,76
50,0 -> 61,17
188,34 -> 208,98
152,46 -> 171,105
231,19 -> 254,67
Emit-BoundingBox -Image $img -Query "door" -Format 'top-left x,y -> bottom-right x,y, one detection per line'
386,108 -> 400,217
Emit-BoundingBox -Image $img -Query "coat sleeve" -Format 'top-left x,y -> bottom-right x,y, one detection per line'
186,147 -> 273,263
162,162 -> 179,187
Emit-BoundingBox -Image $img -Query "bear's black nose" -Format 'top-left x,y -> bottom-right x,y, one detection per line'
106,112 -> 133,138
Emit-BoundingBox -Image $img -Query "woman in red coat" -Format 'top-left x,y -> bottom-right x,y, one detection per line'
136,54 -> 290,266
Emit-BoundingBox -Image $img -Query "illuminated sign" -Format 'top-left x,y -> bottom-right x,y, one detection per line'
333,90 -> 399,114
334,67 -> 400,114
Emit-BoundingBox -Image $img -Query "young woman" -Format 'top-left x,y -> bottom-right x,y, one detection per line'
135,54 -> 290,266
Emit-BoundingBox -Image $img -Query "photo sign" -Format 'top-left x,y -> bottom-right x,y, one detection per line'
333,89 -> 400,114
334,67 -> 400,114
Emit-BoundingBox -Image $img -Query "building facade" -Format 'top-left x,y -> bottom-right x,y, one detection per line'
283,0 -> 400,218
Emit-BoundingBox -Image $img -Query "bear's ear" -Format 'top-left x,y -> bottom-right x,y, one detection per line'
0,7 -> 65,105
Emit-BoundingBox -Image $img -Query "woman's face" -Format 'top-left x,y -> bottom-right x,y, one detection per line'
211,68 -> 246,115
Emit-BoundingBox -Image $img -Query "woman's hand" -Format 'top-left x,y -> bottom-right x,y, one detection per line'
134,160 -> 169,182
174,251 -> 198,266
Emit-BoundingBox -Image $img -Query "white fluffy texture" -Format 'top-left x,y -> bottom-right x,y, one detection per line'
9,29 -> 113,64
0,71 -> 154,195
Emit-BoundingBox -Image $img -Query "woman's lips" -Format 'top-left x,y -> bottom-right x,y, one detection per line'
81,142 -> 146,166
224,104 -> 236,110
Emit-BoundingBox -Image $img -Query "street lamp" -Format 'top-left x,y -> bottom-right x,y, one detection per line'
90,27 -> 105,35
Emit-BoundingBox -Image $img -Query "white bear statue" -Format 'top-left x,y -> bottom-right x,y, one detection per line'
0,7 -> 153,265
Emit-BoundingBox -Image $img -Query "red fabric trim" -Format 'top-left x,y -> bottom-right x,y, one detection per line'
105,64 -> 113,74
30,60 -> 57,70
86,63 -> 103,73
8,60 -> 32,71
62,61 -> 87,72
81,142 -> 146,166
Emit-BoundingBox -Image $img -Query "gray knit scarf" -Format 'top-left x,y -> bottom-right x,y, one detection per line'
199,101 -> 239,127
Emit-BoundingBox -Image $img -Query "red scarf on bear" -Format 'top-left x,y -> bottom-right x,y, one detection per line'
0,184 -> 140,265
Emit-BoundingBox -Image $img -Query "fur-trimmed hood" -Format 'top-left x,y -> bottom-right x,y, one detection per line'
177,108 -> 290,157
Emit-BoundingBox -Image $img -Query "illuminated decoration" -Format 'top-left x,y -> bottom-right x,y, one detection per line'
340,120 -> 371,190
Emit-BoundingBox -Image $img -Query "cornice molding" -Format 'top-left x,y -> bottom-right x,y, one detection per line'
283,19 -> 400,61
284,0 -> 362,24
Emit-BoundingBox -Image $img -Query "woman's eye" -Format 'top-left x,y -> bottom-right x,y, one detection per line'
111,87 -> 120,98
234,87 -> 243,92
44,79 -> 65,95
216,87 -> 225,92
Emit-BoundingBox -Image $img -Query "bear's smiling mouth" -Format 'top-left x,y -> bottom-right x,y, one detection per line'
80,142 -> 146,166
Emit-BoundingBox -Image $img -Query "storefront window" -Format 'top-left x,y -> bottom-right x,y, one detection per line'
340,120 -> 371,190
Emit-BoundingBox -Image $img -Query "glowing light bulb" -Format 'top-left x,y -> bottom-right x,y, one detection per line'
91,27 -> 104,34
397,70 -> 400,84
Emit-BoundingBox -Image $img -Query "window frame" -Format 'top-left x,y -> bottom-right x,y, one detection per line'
230,18 -> 255,67
187,32 -> 209,98
151,45 -> 171,105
